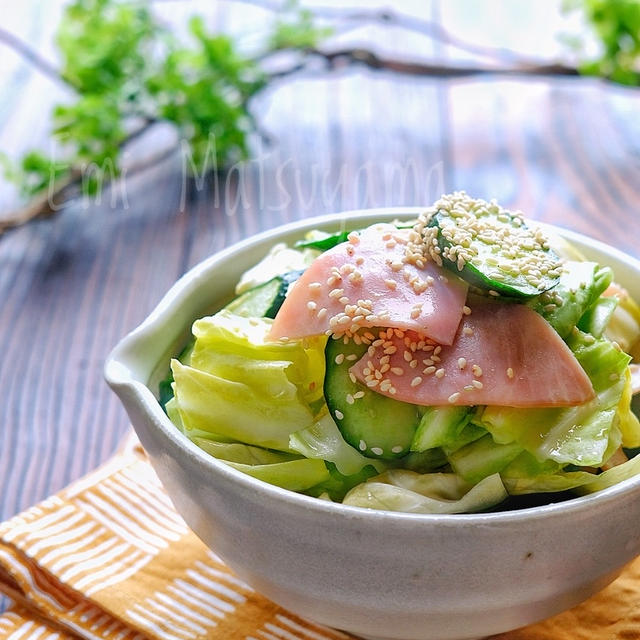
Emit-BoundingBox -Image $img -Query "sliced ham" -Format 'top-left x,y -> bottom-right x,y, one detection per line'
269,224 -> 468,345
350,300 -> 595,408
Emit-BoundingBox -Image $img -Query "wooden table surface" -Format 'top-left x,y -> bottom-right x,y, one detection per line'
1,0 -> 639,603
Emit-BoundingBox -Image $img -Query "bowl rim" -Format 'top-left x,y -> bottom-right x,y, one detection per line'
105,206 -> 640,525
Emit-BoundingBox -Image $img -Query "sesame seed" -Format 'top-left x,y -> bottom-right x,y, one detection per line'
409,359 -> 418,369
423,366 -> 436,375
471,364 -> 483,377
379,380 -> 392,392
411,376 -> 423,387
334,353 -> 345,365
366,379 -> 379,387
462,327 -> 474,336
346,354 -> 358,361
435,368 -> 445,378
329,288 -> 344,299
371,447 -> 384,456
463,305 -> 472,315
448,392 -> 461,403
463,385 -> 475,392
346,394 -> 355,404
507,367 -> 514,379
404,351 -> 413,362
335,410 -> 344,420
390,367 -> 404,376
307,300 -> 317,311
353,391 -> 365,399
458,357 -> 467,370
391,445 -> 403,454
359,440 -> 367,451
472,380 -> 483,389
349,372 -> 356,383
317,307 -> 328,319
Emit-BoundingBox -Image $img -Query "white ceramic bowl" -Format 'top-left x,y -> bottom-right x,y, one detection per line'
105,208 -> 640,640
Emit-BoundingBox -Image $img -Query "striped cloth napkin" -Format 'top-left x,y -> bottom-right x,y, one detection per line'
1,439 -> 639,640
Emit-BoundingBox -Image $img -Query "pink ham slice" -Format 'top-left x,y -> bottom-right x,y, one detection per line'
269,224 -> 468,345
350,300 -> 595,408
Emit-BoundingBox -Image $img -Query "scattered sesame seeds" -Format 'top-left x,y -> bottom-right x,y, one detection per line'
346,393 -> 355,405
411,376 -> 423,387
346,354 -> 358,361
371,447 -> 384,456
471,364 -> 483,377
391,367 -> 404,376
463,305 -> 472,315
307,300 -> 317,311
506,367 -> 514,379
335,410 -> 344,420
353,391 -> 366,399
435,368 -> 445,378
334,353 -> 345,365
462,327 -> 474,336
472,380 -> 483,389
448,392 -> 461,403
317,307 -> 328,319
359,440 -> 367,451
391,446 -> 403,454
458,357 -> 467,370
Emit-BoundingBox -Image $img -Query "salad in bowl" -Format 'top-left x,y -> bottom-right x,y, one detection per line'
159,192 -> 640,515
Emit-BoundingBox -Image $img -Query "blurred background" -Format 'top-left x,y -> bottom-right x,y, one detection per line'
0,0 -> 639,568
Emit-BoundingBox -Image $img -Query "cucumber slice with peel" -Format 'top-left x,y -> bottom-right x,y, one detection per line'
424,194 -> 562,298
225,270 -> 303,319
324,335 -> 421,460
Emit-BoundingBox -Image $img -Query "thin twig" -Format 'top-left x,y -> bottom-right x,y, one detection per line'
266,47 -> 580,81
0,26 -> 72,89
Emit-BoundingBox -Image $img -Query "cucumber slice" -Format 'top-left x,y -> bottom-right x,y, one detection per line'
225,270 -> 303,319
324,336 -> 421,460
448,434 -> 522,484
411,406 -> 471,452
425,194 -> 562,297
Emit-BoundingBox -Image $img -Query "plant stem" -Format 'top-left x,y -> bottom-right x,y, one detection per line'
0,26 -> 72,89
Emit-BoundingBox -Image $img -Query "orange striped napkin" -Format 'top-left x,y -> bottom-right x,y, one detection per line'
1,439 -> 639,640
